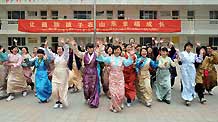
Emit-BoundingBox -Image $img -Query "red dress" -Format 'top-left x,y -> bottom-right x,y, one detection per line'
123,53 -> 136,101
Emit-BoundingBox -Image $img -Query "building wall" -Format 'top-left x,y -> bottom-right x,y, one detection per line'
0,5 -> 218,50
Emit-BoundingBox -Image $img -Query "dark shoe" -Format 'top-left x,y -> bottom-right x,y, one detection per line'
39,100 -> 47,103
164,100 -> 171,104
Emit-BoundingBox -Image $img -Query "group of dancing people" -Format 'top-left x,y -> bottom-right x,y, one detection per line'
0,38 -> 217,113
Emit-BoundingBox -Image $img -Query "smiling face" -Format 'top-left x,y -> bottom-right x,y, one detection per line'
140,48 -> 147,58
107,47 -> 113,55
161,50 -> 168,57
22,47 -> 27,54
11,47 -> 18,54
57,46 -> 63,56
87,47 -> 94,54
126,45 -> 132,53
114,47 -> 121,56
185,45 -> 193,53
147,47 -> 153,54
37,53 -> 44,59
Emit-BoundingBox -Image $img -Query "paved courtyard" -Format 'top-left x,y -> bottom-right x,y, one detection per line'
0,65 -> 218,122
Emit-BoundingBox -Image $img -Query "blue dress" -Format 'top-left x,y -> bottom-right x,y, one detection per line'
179,51 -> 197,101
30,58 -> 52,102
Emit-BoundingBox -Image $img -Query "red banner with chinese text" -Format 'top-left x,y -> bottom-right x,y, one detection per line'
18,19 -> 181,33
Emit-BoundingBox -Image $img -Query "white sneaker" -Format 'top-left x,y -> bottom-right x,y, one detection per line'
208,91 -> 214,95
127,103 -> 131,107
59,103 -> 63,108
121,103 -> 124,109
53,103 -> 59,109
6,95 -> 15,101
22,91 -> 28,97
146,102 -> 152,107
113,109 -> 118,113
200,98 -> 207,104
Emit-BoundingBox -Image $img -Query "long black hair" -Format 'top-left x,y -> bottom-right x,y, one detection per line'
139,48 -> 147,56
105,44 -> 114,55
113,45 -> 122,56
37,49 -> 45,55
10,45 -> 18,53
85,43 -> 94,51
184,42 -> 193,51
22,47 -> 29,54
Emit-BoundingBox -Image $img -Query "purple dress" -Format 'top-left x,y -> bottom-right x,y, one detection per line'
83,52 -> 99,108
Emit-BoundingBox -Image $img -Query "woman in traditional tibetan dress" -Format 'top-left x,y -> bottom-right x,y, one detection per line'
5,46 -> 28,101
179,42 -> 198,106
44,40 -> 69,108
97,45 -> 133,113
71,41 -> 99,108
155,47 -> 176,104
26,49 -> 52,103
135,48 -> 158,107
123,44 -> 137,107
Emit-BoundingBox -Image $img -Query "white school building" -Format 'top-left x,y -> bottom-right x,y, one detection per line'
0,0 -> 218,51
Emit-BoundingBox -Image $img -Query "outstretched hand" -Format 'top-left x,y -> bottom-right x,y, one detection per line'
43,55 -> 47,60
70,39 -> 77,47
156,55 -> 161,61
59,38 -> 65,46
44,40 -> 48,48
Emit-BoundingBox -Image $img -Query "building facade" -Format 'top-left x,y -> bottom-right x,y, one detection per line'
0,0 -> 218,51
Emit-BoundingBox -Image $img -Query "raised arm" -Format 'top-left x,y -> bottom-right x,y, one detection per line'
70,40 -> 85,59
63,44 -> 69,61
44,40 -> 57,60
24,58 -> 36,67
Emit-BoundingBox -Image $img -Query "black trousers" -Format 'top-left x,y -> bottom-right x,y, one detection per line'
195,83 -> 205,100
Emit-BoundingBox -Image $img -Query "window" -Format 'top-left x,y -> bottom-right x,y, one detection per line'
51,11 -> 58,19
140,37 -> 152,46
172,10 -> 179,19
27,11 -> 37,16
8,37 -> 26,48
51,37 -> 59,52
74,11 -> 91,19
96,11 -> 104,19
8,11 -> 25,24
40,11 -> 47,19
96,11 -> 104,16
118,10 -> 125,19
209,11 -> 218,19
209,37 -> 218,49
106,11 -> 113,19
140,10 -> 157,19
40,36 -> 47,44
187,10 -> 195,20
209,11 -> 218,24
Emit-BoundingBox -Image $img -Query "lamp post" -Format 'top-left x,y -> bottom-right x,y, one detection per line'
93,0 -> 97,43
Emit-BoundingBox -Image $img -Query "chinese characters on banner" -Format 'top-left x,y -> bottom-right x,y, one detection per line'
18,19 -> 181,33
